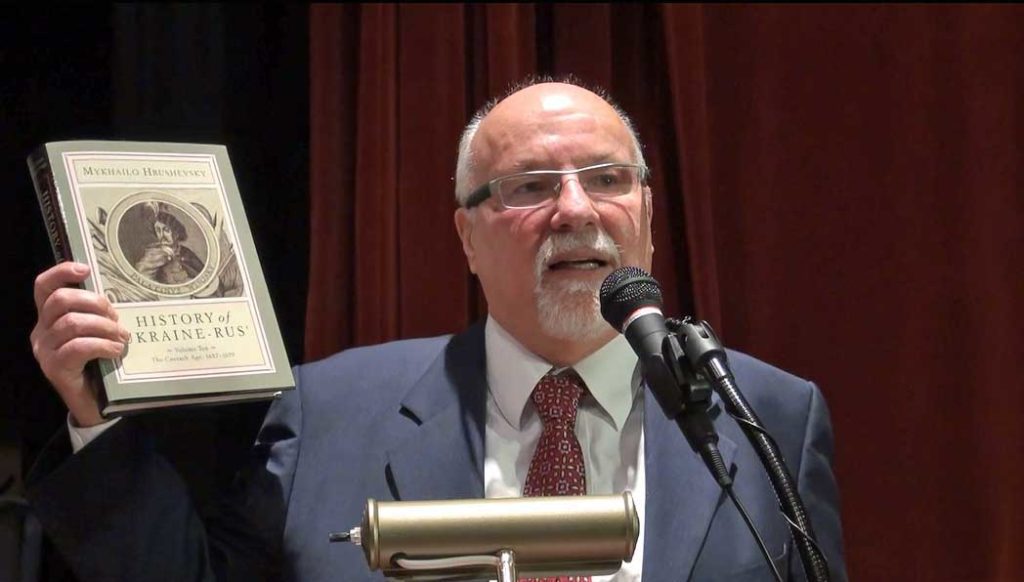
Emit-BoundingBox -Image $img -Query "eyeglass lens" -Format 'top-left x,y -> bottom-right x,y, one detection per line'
498,165 -> 641,208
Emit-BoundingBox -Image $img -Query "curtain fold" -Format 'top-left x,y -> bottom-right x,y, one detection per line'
308,5 -> 1023,579
662,4 -> 723,329
394,5 -> 471,339
351,3 -> 400,345
307,4 -> 357,357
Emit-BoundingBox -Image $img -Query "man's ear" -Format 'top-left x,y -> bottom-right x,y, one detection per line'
643,185 -> 653,224
454,207 -> 478,274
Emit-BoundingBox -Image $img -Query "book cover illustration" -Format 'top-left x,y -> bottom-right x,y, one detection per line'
61,149 -> 279,387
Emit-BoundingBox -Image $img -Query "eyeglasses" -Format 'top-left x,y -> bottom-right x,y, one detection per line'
464,162 -> 649,209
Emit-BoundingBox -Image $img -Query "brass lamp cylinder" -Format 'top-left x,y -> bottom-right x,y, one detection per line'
353,492 -> 640,580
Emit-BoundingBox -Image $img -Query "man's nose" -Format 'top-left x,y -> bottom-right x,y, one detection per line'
550,176 -> 599,231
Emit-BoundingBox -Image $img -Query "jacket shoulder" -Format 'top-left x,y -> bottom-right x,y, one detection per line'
723,349 -> 823,430
726,349 -> 816,396
295,334 -> 454,399
720,349 -> 835,471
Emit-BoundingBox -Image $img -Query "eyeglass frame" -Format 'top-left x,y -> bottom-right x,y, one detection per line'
462,161 -> 651,209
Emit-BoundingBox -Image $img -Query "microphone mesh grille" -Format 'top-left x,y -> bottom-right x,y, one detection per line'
599,266 -> 663,330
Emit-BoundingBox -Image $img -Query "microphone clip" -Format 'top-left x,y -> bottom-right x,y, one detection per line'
660,326 -> 732,488
662,333 -> 714,416
673,316 -> 729,377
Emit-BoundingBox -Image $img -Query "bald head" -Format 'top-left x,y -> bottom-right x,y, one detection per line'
454,81 -> 645,205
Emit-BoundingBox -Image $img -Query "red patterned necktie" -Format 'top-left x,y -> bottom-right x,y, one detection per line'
521,370 -> 590,582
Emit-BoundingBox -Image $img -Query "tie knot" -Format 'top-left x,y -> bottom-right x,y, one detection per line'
532,370 -> 586,427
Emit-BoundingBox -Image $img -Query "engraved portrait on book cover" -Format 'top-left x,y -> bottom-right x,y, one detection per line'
85,189 -> 245,303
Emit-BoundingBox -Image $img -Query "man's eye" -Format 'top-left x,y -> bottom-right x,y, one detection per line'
510,180 -> 550,195
586,171 -> 625,189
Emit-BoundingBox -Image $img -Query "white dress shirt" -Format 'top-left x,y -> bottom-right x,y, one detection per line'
484,316 -> 646,582
68,414 -> 119,453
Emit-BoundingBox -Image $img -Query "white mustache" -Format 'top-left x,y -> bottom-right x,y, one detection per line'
534,229 -> 621,280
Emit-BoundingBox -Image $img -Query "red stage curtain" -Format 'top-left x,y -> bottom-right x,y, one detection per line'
309,5 -> 1023,580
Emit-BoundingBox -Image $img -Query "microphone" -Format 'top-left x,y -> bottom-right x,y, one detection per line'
599,266 -> 667,369
600,267 -> 731,487
599,267 -> 681,414
332,493 -> 640,580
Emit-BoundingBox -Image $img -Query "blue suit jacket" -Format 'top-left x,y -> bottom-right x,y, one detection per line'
28,322 -> 846,581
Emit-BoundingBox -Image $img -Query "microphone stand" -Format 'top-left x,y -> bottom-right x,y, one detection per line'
658,335 -> 732,488
670,318 -> 831,582
654,334 -> 782,582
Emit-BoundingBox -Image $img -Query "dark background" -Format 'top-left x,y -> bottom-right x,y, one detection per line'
1,6 -> 309,579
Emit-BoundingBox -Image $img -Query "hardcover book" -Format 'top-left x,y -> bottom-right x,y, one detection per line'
28,140 -> 294,416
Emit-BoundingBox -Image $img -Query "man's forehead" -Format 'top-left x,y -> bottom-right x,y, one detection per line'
473,83 -> 631,173
500,150 -> 626,174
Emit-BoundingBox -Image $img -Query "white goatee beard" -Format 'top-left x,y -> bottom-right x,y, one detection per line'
533,228 -> 621,341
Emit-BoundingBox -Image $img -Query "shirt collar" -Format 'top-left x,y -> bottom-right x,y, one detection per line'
485,315 -> 639,432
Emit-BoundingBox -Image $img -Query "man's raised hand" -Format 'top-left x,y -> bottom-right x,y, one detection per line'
30,262 -> 130,427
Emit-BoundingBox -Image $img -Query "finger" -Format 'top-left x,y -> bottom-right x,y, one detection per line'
43,312 -> 130,352
31,315 -> 123,375
38,287 -> 118,330
54,334 -> 124,366
33,262 -> 91,311
48,337 -> 126,378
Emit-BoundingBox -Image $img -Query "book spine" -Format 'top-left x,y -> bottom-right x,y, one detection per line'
27,148 -> 74,263
27,148 -> 112,414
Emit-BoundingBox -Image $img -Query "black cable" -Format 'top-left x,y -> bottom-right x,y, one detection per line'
712,369 -> 831,581
729,413 -> 831,571
673,416 -> 786,581
724,483 -> 784,582
661,333 -> 789,582
781,513 -> 830,569
666,317 -> 830,581
729,414 -> 775,440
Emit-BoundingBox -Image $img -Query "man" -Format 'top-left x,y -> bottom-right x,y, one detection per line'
133,209 -> 205,285
27,80 -> 846,580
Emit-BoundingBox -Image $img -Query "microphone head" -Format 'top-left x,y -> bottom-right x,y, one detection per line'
599,266 -> 663,330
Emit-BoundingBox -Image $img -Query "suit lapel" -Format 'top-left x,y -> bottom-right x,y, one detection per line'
385,323 -> 488,502
642,393 -> 737,582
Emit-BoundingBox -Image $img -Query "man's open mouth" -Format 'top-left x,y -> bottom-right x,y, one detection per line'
547,258 -> 609,271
